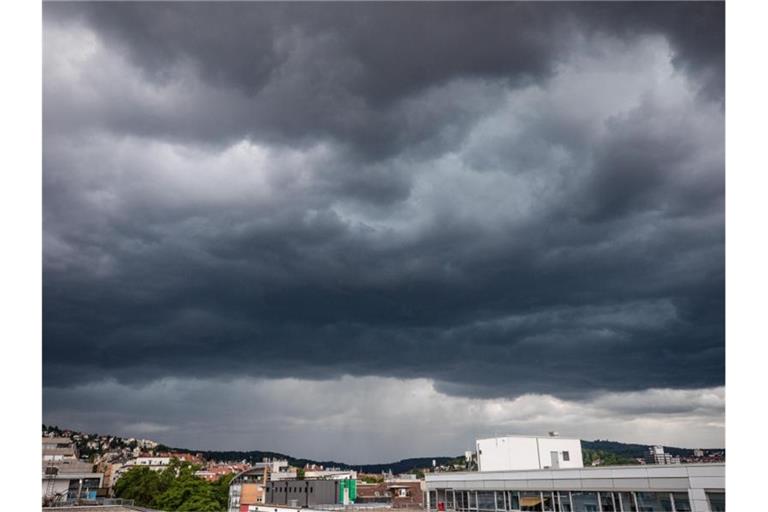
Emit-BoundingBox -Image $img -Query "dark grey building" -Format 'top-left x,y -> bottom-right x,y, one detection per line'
266,479 -> 342,507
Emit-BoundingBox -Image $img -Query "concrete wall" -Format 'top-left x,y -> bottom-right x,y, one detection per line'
476,436 -> 583,471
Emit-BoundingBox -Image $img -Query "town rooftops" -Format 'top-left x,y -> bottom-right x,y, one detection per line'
42,437 -> 74,445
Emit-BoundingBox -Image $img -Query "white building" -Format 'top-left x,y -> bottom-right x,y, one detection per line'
113,456 -> 172,484
42,437 -> 78,462
646,446 -> 681,465
476,434 -> 583,472
425,463 -> 725,512
271,469 -> 358,481
42,471 -> 104,502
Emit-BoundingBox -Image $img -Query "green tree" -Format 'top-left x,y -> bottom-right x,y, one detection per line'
113,467 -> 165,507
177,494 -> 223,512
212,473 -> 236,508
114,458 -> 232,511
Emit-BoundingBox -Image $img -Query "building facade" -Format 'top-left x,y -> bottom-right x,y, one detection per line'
42,437 -> 104,505
476,435 -> 584,472
228,464 -> 274,512
357,479 -> 425,508
264,479 -> 357,508
646,447 -> 681,466
424,463 -> 724,512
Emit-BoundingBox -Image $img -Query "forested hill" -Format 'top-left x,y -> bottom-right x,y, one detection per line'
157,444 -> 457,473
581,440 -> 724,459
43,425 -> 723,472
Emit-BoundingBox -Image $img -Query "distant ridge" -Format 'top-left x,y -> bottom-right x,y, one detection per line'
42,425 -> 724,473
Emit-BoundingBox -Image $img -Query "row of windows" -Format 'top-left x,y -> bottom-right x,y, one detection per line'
272,487 -> 315,493
428,489 -> 724,512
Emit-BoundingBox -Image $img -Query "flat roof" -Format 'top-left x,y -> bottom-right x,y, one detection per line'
476,435 -> 580,442
42,437 -> 74,444
43,472 -> 103,480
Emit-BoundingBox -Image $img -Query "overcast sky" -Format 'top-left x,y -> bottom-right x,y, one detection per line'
42,2 -> 724,463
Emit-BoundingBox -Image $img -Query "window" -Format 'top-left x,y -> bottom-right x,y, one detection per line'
706,492 -> 725,512
558,492 -> 572,512
520,491 -> 543,512
469,491 -> 478,511
542,492 -> 555,512
672,493 -> 691,512
478,491 -> 495,511
616,493 -> 637,512
453,491 -> 462,510
599,493 -> 615,512
496,491 -> 506,510
570,492 -> 599,512
562,451 -> 570,461
636,492 -> 673,512
507,491 -> 520,511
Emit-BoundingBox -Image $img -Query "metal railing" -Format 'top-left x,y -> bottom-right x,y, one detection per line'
44,497 -> 136,507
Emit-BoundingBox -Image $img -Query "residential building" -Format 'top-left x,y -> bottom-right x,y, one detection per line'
357,478 -> 424,508
42,438 -> 104,505
646,446 -> 681,465
42,470 -> 104,505
228,462 -> 277,512
476,434 -> 583,472
272,468 -> 358,481
196,462 -> 251,482
42,437 -> 78,462
137,439 -> 158,450
112,456 -> 171,484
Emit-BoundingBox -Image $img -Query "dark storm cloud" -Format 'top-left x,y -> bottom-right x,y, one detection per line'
43,2 -> 724,401
43,2 -> 723,157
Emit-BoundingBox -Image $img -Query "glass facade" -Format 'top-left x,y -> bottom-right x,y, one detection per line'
427,489 -> 712,512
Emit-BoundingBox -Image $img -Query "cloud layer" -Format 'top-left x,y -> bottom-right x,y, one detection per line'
43,3 -> 724,453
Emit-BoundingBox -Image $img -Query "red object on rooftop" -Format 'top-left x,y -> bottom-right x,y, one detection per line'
438,502 -> 446,511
